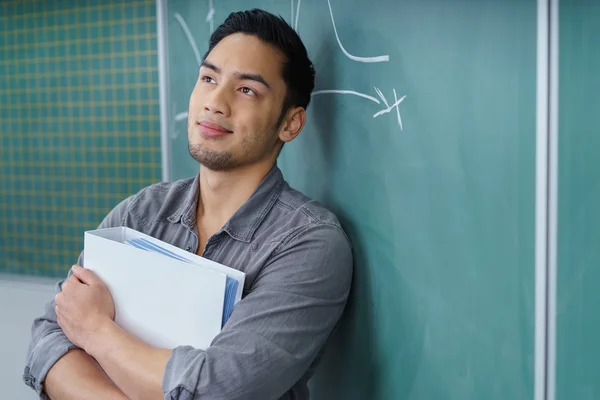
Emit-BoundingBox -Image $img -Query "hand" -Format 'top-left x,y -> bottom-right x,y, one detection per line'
55,265 -> 116,353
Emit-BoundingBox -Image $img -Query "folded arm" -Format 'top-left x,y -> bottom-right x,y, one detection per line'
23,276 -> 129,400
43,349 -> 128,400
86,224 -> 353,400
23,197 -> 133,399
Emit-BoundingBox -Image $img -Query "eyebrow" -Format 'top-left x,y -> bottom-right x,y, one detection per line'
201,60 -> 271,90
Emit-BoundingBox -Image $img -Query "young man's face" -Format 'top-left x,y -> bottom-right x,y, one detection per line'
187,33 -> 290,171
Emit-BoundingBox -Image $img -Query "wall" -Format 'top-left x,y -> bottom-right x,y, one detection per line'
0,276 -> 56,399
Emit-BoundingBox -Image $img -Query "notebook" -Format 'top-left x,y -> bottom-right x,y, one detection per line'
124,237 -> 238,326
83,227 -> 246,349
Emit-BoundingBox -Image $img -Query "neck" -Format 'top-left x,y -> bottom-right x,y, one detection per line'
196,158 -> 275,228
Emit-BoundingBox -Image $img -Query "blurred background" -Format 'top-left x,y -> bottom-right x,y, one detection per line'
1,0 -> 161,279
1,0 -> 599,399
0,1 -> 161,398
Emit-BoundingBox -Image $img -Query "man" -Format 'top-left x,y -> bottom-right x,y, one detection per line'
23,8 -> 353,400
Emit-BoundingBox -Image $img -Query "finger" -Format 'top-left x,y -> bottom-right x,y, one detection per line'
55,300 -> 71,325
63,275 -> 77,290
70,273 -> 84,284
56,308 -> 65,328
68,274 -> 84,289
71,265 -> 98,285
54,292 -> 63,306
55,291 -> 73,312
62,275 -> 80,293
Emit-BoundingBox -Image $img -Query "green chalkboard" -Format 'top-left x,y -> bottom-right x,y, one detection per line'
0,0 -> 162,278
164,1 -> 537,398
557,1 -> 600,399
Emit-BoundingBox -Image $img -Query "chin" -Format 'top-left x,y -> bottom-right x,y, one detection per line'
188,144 -> 238,171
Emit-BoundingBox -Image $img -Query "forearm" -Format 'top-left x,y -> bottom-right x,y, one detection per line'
87,320 -> 172,400
44,349 -> 128,400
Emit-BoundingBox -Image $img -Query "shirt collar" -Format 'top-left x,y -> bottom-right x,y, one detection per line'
168,164 -> 285,243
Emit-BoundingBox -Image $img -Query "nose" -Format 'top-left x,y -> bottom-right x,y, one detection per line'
203,85 -> 231,117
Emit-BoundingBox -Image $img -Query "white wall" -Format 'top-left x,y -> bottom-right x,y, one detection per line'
0,275 -> 57,400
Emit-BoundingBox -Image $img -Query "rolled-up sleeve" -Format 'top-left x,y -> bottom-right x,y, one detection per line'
23,196 -> 133,398
162,223 -> 353,400
22,278 -> 80,398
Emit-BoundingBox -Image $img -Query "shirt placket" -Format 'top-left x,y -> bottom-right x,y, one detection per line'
182,218 -> 221,259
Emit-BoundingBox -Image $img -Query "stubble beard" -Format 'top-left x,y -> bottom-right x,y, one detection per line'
187,113 -> 283,172
188,143 -> 238,172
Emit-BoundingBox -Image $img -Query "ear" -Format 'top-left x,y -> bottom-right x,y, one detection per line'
278,107 -> 306,143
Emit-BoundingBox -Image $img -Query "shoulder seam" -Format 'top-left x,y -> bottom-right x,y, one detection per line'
272,221 -> 351,256
275,198 -> 295,212
299,205 -> 319,222
277,198 -> 321,223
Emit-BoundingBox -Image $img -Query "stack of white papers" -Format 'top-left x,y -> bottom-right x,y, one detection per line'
123,237 -> 239,326
83,227 -> 245,350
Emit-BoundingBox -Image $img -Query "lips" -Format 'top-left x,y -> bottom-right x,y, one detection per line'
198,120 -> 233,138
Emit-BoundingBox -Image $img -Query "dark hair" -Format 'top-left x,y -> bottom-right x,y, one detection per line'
204,9 -> 315,116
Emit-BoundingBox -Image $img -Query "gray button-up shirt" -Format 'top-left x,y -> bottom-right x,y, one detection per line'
23,165 -> 353,400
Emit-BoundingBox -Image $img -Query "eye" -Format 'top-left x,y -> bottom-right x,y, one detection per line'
239,86 -> 257,97
201,75 -> 216,84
